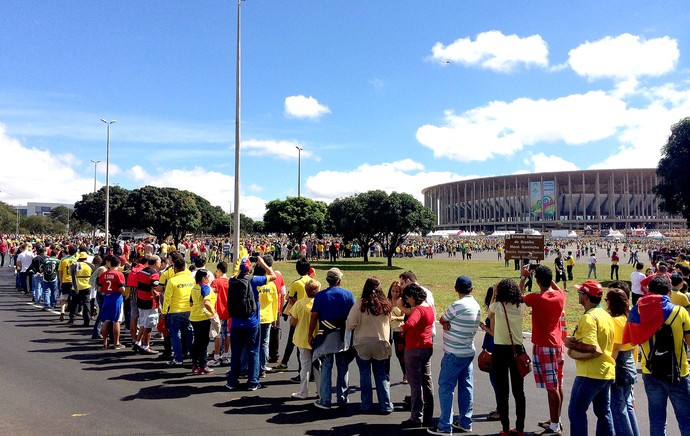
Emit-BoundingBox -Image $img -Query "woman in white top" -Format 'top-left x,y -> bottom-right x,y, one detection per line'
488,278 -> 526,436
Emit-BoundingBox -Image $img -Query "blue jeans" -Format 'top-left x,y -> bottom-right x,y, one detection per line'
319,351 -> 350,407
643,374 -> 690,435
41,280 -> 58,308
167,312 -> 193,363
610,381 -> 640,436
568,376 -> 614,435
32,274 -> 43,303
356,354 -> 392,413
437,352 -> 474,432
227,325 -> 261,388
259,323 -> 271,372
588,264 -> 597,279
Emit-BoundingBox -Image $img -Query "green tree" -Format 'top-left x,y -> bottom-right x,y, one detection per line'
0,202 -> 18,234
73,186 -> 132,236
654,117 -> 690,224
49,205 -> 71,224
23,215 -> 63,234
327,191 -> 389,262
373,192 -> 436,267
263,197 -> 327,242
123,186 -> 202,245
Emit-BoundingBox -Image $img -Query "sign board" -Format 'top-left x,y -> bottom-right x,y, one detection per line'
505,234 -> 545,260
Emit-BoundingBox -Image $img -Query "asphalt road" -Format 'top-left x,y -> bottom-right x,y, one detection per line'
0,264 -> 677,435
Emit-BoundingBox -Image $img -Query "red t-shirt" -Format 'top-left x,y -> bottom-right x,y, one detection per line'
640,272 -> 672,293
524,289 -> 566,347
127,263 -> 145,288
98,270 -> 126,295
212,277 -> 230,321
401,305 -> 434,349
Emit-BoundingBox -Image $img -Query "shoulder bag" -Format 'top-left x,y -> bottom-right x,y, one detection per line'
503,302 -> 532,378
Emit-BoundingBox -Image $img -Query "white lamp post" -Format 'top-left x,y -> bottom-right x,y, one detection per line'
100,119 -> 116,244
296,146 -> 303,197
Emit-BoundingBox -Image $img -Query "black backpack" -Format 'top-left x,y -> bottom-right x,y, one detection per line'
645,307 -> 681,384
42,258 -> 59,282
227,274 -> 256,319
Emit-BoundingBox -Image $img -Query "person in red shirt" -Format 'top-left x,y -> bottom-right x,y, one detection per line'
639,262 -> 672,294
126,256 -> 146,347
134,255 -> 161,354
98,255 -> 126,349
208,261 -> 231,366
398,283 -> 435,429
0,238 -> 8,267
610,251 -> 620,281
521,265 -> 566,435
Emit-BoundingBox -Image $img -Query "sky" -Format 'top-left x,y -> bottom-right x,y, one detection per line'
1,0 -> 689,220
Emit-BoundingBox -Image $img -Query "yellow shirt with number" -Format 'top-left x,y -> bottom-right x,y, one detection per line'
573,306 -> 616,380
59,256 -> 77,283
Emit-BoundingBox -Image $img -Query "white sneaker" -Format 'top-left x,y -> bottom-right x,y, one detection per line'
207,358 -> 222,367
291,392 -> 308,399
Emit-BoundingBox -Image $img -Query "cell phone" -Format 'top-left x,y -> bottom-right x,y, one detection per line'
248,256 -> 259,262
529,264 -> 538,271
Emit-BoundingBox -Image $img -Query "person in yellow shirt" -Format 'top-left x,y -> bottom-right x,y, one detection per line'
273,257 -> 311,372
606,284 -> 639,436
256,254 -> 279,376
58,245 -> 78,322
670,273 -> 690,311
161,254 -> 195,365
189,269 -> 217,375
565,280 -> 615,435
288,279 -> 320,399
68,252 -> 94,326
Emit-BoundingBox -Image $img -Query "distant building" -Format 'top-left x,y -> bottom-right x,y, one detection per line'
15,202 -> 73,217
422,168 -> 684,232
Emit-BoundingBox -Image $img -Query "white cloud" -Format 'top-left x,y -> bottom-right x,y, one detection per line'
568,34 -> 679,81
128,165 -> 149,182
242,139 -> 316,161
416,91 -> 628,162
0,124 -> 95,205
305,159 -> 468,203
430,30 -> 549,72
530,153 -> 579,173
369,78 -> 386,90
284,95 -> 331,119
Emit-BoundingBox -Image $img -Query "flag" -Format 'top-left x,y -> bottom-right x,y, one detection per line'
623,294 -> 674,345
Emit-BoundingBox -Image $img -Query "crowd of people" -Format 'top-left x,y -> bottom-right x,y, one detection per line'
5,233 -> 690,436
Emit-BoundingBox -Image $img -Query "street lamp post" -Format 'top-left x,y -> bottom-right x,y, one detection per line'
232,0 -> 242,264
100,119 -> 116,244
296,146 -> 303,197
90,159 -> 101,193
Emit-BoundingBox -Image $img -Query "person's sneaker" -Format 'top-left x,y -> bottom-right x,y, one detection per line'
313,400 -> 331,410
221,356 -> 230,365
400,419 -> 422,429
207,358 -> 222,367
291,392 -> 308,399
538,427 -> 562,436
67,318 -> 74,324
200,367 -> 214,375
225,383 -> 237,391
140,347 -> 159,355
290,375 -> 301,383
273,363 -> 289,371
190,366 -> 201,375
451,422 -> 472,432
132,343 -> 141,353
259,371 -> 266,379
167,359 -> 183,366
246,383 -> 261,391
427,427 -> 452,435
537,421 -> 550,429
113,344 -> 126,350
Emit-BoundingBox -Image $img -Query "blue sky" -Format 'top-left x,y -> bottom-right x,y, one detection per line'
1,0 -> 689,219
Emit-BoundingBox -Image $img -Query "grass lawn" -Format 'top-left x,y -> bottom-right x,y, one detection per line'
272,256 -> 636,332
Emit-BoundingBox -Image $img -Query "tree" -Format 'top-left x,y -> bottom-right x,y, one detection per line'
49,206 -> 71,224
73,186 -> 132,237
263,197 -> 327,242
327,191 -> 389,262
654,117 -> 690,225
23,215 -> 63,234
0,202 -> 18,234
192,194 -> 228,236
123,186 -> 201,245
373,192 -> 436,267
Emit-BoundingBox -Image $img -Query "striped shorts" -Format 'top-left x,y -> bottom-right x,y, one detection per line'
532,344 -> 565,390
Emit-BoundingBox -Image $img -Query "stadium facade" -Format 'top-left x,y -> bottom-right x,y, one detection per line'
422,168 -> 685,232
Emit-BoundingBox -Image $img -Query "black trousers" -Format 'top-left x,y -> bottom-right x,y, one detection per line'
191,320 -> 211,368
492,344 -> 526,432
69,289 -> 91,324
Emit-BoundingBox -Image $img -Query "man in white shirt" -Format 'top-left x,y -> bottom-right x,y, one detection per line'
630,262 -> 646,305
587,253 -> 597,279
16,243 -> 35,295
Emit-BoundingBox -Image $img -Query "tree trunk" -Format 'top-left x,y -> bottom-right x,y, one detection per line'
387,250 -> 394,267
362,243 -> 370,262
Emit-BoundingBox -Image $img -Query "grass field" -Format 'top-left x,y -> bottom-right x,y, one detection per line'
271,256 -> 637,332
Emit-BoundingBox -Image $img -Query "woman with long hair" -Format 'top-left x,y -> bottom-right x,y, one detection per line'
387,281 -> 406,383
398,282 -> 435,428
488,278 -> 526,436
478,286 -> 501,421
606,283 -> 639,436
347,277 -> 394,414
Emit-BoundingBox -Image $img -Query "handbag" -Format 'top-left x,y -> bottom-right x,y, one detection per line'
477,349 -> 492,372
502,302 -> 532,378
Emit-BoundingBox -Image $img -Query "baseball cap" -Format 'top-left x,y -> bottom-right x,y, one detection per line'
239,257 -> 252,274
455,276 -> 472,293
326,267 -> 343,282
574,280 -> 603,298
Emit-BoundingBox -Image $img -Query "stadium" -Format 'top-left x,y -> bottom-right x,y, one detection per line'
422,168 -> 685,233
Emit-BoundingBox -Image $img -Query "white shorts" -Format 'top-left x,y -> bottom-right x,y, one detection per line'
137,308 -> 159,329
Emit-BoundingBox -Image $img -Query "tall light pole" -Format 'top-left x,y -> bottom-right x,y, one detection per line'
90,159 -> 101,193
232,0 -> 242,264
100,119 -> 116,244
295,146 -> 303,197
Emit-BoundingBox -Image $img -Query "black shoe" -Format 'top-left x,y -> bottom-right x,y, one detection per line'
290,375 -> 301,383
400,419 -> 422,429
